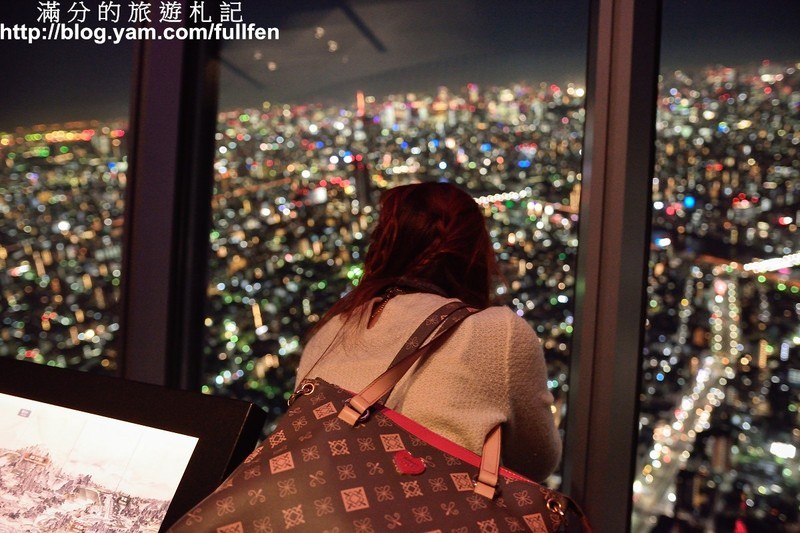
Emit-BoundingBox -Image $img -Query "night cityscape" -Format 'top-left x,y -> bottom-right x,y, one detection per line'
0,122 -> 126,373
634,62 -> 800,532
1,58 -> 798,531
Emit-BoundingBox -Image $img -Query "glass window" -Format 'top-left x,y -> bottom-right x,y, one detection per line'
634,1 -> 800,530
205,0 -> 589,480
0,4 -> 133,374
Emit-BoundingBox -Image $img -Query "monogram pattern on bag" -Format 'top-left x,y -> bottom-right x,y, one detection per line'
328,438 -> 350,456
375,484 -> 395,502
444,455 -> 462,466
513,489 -> 534,507
404,336 -> 420,351
450,472 -> 474,492
184,508 -> 203,526
314,497 -> 335,516
291,416 -> 307,432
216,522 -> 244,533
268,452 -> 294,474
408,434 -> 425,446
429,477 -> 448,492
252,517 -> 272,533
341,487 -> 370,512
248,489 -> 266,505
301,445 -> 319,462
413,505 -> 433,523
441,501 -> 459,516
309,393 -> 327,405
523,513 -> 549,533
467,493 -> 489,510
352,517 -> 375,533
308,470 -> 326,487
313,401 -> 337,419
267,430 -> 285,448
281,504 -> 304,529
477,518 -> 500,533
167,378 -> 585,533
379,433 -> 405,452
277,479 -> 297,498
244,465 -> 261,479
337,464 -> 357,480
400,480 -> 423,498
216,497 -> 236,516
324,418 -> 342,432
385,511 -> 403,529
376,415 -> 394,428
243,447 -> 262,464
505,516 -> 526,532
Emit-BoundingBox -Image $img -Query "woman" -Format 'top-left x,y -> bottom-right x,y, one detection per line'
295,181 -> 561,482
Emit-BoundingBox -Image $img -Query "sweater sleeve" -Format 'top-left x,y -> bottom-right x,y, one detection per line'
501,312 -> 562,481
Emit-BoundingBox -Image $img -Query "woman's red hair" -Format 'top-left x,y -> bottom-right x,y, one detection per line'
317,181 -> 499,329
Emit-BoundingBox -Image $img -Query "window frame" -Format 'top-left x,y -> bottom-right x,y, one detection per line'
120,11 -> 220,388
565,0 -> 661,530
119,2 -> 662,531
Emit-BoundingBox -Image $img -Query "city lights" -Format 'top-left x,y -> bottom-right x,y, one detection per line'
743,252 -> 800,273
1,51 -> 798,530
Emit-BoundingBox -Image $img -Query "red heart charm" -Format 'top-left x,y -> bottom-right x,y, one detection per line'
393,450 -> 426,475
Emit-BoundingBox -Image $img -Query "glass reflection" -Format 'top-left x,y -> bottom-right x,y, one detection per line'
205,0 -> 590,480
633,49 -> 800,533
0,123 -> 128,373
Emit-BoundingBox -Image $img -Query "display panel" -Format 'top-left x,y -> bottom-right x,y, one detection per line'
0,393 -> 198,532
0,357 -> 267,532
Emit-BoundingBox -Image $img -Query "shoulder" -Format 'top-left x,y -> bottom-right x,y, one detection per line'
466,305 -> 539,345
302,313 -> 346,355
441,304 -> 542,371
383,294 -> 541,354
468,304 -> 523,324
394,295 -> 538,340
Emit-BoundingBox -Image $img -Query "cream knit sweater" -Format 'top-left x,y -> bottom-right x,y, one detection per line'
295,292 -> 562,482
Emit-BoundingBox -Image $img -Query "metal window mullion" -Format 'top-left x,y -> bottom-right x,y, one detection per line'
120,36 -> 187,386
565,1 -> 661,531
169,42 -> 220,391
120,2 -> 219,388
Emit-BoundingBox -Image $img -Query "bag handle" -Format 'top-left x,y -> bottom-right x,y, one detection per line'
337,301 -> 504,499
475,425 -> 502,498
480,427 -> 592,519
338,301 -> 474,425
